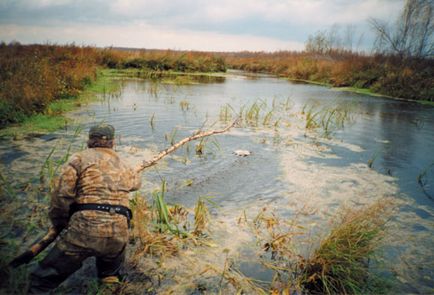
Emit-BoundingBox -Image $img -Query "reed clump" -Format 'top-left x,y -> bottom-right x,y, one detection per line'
248,199 -> 395,294
193,197 -> 212,236
302,102 -> 354,137
130,192 -> 179,258
297,199 -> 395,294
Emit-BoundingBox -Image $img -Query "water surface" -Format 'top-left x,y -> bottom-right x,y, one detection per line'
1,71 -> 433,293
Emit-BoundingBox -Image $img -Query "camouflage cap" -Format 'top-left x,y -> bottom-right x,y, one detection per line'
89,124 -> 115,140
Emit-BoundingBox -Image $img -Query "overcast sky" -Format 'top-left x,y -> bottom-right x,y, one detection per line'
0,0 -> 404,52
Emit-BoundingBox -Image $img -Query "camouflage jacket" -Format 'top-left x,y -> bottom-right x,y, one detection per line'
49,147 -> 141,238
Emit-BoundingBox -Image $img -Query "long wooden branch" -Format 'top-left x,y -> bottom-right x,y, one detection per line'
136,119 -> 238,173
9,226 -> 59,268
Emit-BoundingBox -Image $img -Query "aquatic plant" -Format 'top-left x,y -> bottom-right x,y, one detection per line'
165,128 -> 178,146
249,199 -> 395,294
195,138 -> 205,155
193,196 -> 216,236
417,161 -> 434,200
297,199 -> 395,294
129,192 -> 179,258
368,151 -> 380,169
179,100 -> 190,111
149,113 -> 156,130
302,102 -> 354,138
39,143 -> 73,193
194,136 -> 220,157
244,102 -> 266,127
147,80 -> 160,98
219,104 -> 234,123
0,171 -> 16,200
151,180 -> 188,237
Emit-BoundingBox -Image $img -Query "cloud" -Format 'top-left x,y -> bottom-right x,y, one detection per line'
1,0 -> 403,25
0,0 -> 404,51
194,0 -> 403,25
0,23 -> 304,51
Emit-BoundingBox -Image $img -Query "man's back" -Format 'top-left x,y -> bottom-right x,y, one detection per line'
29,125 -> 142,293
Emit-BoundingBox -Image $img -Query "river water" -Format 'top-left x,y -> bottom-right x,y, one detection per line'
1,71 -> 433,293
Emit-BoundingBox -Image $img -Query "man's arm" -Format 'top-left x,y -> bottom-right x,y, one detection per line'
48,156 -> 80,231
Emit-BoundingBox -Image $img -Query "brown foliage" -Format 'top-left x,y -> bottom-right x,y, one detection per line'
0,43 -> 98,125
224,50 -> 433,101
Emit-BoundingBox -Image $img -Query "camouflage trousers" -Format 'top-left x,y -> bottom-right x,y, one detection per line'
28,229 -> 127,294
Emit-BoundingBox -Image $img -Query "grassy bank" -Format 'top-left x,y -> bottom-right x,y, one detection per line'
224,51 -> 434,102
1,43 -> 432,136
0,70 -> 120,138
0,43 -> 227,131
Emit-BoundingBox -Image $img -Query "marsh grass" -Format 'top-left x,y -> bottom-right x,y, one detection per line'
0,69 -> 121,138
129,186 -> 218,262
302,102 -> 354,138
220,99 -> 291,130
39,143 -> 73,192
212,260 -> 268,295
417,161 -> 434,200
0,171 -> 17,200
130,192 -> 179,258
151,180 -> 189,237
165,128 -> 178,146
193,196 -> 216,236
297,199 -> 395,294
368,151 -> 380,169
149,113 -> 155,130
219,104 -> 234,123
247,199 -> 395,294
179,100 -> 190,111
194,136 -> 220,157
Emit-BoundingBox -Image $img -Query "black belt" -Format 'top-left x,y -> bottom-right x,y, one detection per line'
69,203 -> 133,228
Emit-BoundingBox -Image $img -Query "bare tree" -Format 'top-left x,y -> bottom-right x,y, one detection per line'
305,24 -> 364,54
305,30 -> 331,54
370,0 -> 434,58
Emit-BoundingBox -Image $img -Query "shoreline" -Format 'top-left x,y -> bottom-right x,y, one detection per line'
285,77 -> 434,106
0,70 -> 121,139
2,69 -> 433,139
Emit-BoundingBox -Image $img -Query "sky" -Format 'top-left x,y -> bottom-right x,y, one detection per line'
0,0 -> 404,52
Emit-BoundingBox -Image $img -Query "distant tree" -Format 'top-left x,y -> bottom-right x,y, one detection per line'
305,30 -> 331,54
305,25 -> 364,55
370,0 -> 433,58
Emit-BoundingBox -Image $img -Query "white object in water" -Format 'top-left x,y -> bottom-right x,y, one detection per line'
233,149 -> 251,157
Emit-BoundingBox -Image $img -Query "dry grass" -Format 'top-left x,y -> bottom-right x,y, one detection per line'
225,50 -> 433,101
129,193 -> 179,259
248,199 -> 396,294
193,197 -> 210,236
297,199 -> 396,294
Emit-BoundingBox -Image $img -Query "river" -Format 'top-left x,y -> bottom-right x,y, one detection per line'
1,70 -> 433,293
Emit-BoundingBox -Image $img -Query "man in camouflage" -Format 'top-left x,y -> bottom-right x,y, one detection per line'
29,124 -> 141,293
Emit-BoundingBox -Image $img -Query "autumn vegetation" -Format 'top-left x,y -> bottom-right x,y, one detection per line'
0,44 -> 226,126
0,0 -> 432,129
225,50 -> 433,101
